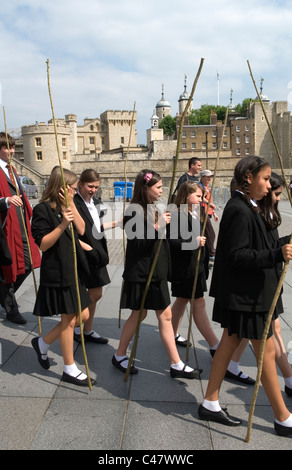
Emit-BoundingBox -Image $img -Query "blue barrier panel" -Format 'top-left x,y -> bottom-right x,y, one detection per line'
113,181 -> 133,200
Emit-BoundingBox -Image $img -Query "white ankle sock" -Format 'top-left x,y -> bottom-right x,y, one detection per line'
64,363 -> 87,381
210,341 -> 220,351
115,354 -> 128,367
39,337 -> 49,358
275,413 -> 292,427
284,377 -> 292,389
85,330 -> 101,338
171,360 -> 193,373
202,399 -> 221,412
227,360 -> 248,379
175,334 -> 187,342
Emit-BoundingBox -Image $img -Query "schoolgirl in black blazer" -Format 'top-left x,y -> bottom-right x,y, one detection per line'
113,169 -> 199,379
31,167 -> 94,387
199,156 -> 292,436
73,169 -> 111,344
167,181 -> 219,353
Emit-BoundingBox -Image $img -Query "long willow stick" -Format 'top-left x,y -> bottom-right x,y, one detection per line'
3,107 -> 42,335
167,59 -> 204,204
46,59 -> 92,390
118,102 -> 136,329
186,107 -> 229,361
123,102 -> 136,256
124,58 -> 205,381
245,60 -> 292,443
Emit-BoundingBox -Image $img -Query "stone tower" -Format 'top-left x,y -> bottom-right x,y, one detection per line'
178,75 -> 193,115
155,84 -> 171,123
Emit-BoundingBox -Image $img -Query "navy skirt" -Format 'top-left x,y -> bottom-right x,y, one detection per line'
212,300 -> 279,340
33,279 -> 91,317
171,271 -> 207,299
120,280 -> 170,311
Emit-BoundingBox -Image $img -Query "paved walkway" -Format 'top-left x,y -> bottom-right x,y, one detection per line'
0,201 -> 291,451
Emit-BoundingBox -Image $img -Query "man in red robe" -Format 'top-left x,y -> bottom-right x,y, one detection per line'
0,132 -> 41,324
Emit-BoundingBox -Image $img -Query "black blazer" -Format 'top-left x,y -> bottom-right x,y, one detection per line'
209,192 -> 284,312
74,193 -> 109,268
122,206 -> 171,283
31,202 -> 90,287
167,210 -> 204,282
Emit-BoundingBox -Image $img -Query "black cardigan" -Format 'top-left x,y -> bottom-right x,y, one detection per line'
122,206 -> 171,283
74,193 -> 109,268
209,192 -> 285,312
31,202 -> 89,287
167,210 -> 205,283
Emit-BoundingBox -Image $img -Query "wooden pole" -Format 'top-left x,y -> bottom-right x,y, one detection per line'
186,107 -> 229,361
124,59 -> 205,381
46,59 -> 92,390
118,102 -> 136,329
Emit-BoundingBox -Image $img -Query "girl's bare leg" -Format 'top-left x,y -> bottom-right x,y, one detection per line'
192,297 -> 219,348
204,329 -> 241,401
272,318 -> 292,379
230,338 -> 249,362
251,336 -> 290,422
156,306 -> 180,364
43,308 -> 89,365
171,297 -> 188,335
116,309 -> 147,357
85,286 -> 102,332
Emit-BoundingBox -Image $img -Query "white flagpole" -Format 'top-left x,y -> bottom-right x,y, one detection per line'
217,70 -> 220,105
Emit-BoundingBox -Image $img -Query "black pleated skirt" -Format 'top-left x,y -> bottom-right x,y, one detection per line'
33,279 -> 91,317
120,280 -> 170,311
85,265 -> 110,289
212,300 -> 279,340
171,271 -> 207,299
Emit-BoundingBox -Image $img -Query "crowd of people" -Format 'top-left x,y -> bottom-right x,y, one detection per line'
1,134 -> 292,437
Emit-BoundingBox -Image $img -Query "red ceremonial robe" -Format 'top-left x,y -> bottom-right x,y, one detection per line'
0,167 -> 41,283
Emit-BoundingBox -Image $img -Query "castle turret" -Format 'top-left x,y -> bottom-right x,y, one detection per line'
156,84 -> 171,122
178,75 -> 193,115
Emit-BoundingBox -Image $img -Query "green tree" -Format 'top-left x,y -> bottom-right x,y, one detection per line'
189,105 -> 227,125
234,98 -> 254,116
188,99 -> 256,124
159,115 -> 176,136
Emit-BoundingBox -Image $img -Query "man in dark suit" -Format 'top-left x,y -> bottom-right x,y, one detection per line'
0,132 -> 41,324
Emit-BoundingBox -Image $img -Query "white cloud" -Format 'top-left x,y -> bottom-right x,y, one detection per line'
1,0 -> 292,143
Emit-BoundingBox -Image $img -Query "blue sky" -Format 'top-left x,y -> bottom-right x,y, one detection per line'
1,0 -> 292,144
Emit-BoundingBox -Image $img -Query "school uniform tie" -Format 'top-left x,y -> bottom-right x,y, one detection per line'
6,164 -> 15,183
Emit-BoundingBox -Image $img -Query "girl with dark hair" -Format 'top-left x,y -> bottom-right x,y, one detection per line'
112,169 -> 200,379
31,167 -> 94,386
73,168 -> 113,345
198,157 -> 292,436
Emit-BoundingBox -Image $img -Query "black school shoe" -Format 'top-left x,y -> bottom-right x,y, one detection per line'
31,337 -> 50,370
112,355 -> 138,374
175,335 -> 192,348
225,370 -> 255,385
74,332 -> 109,344
170,365 -> 202,379
274,421 -> 292,437
198,404 -> 242,426
61,371 -> 96,387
